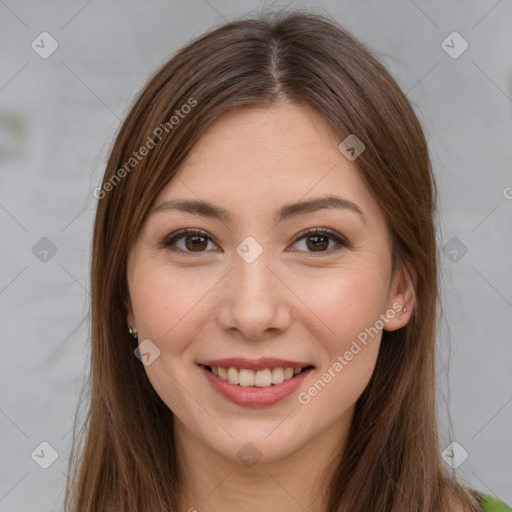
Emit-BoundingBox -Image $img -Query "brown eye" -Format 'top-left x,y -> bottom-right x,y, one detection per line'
291,229 -> 348,254
162,229 -> 217,253
162,228 -> 348,255
305,233 -> 330,251
184,234 -> 209,251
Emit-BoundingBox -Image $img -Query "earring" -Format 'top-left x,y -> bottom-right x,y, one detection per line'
402,307 -> 407,313
127,325 -> 138,339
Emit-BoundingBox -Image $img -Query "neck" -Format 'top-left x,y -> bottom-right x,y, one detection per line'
174,412 -> 352,512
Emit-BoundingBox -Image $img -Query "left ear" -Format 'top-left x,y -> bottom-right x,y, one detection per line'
124,294 -> 136,330
383,259 -> 416,332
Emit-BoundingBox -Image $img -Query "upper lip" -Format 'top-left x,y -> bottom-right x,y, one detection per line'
198,357 -> 313,371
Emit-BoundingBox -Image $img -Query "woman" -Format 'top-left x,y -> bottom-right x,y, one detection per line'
65,9 -> 511,512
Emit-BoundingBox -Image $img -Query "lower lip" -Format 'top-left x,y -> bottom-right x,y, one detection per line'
199,366 -> 313,408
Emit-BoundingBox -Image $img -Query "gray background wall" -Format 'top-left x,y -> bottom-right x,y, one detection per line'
1,1 -> 511,510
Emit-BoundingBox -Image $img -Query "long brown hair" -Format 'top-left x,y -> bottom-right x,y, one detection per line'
65,9 -> 482,511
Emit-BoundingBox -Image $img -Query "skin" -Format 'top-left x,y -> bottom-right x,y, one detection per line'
125,100 -> 416,511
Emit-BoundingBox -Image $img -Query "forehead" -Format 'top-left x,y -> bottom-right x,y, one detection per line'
181,102 -> 340,172
152,102 -> 383,226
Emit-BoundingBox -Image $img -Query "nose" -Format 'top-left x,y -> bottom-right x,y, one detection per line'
215,252 -> 292,342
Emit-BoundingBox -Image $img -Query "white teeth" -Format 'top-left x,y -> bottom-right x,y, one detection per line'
239,369 -> 255,387
209,365 -> 306,388
271,367 -> 285,384
254,369 -> 272,387
227,367 -> 239,385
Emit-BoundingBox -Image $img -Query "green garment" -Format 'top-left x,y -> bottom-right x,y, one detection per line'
479,493 -> 512,512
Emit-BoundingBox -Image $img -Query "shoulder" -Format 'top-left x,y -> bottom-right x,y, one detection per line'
446,491 -> 512,512
444,492 -> 478,512
478,493 -> 512,512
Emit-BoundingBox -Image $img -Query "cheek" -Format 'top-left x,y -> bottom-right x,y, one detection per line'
129,262 -> 213,351
289,260 -> 389,405
129,263 -> 213,414
295,273 -> 385,412
292,261 -> 389,344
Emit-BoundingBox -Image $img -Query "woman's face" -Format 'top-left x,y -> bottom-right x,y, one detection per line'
126,101 -> 413,465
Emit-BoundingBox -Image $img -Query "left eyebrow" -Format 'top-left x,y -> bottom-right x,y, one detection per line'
276,195 -> 367,224
150,194 -> 367,225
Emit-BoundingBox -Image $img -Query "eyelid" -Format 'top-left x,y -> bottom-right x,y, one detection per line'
292,227 -> 348,245
161,228 -> 220,252
287,227 -> 349,254
161,227 -> 349,254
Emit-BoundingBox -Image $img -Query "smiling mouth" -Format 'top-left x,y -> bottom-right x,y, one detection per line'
201,365 -> 315,388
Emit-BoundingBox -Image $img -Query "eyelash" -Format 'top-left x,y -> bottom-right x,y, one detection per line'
160,227 -> 349,256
